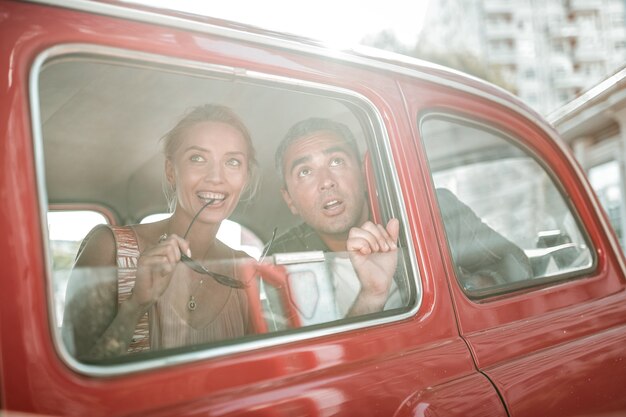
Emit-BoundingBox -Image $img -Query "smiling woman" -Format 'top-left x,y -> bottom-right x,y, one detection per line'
39,46 -> 414,366
62,104 -> 259,359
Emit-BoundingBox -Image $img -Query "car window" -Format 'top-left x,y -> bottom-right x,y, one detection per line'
36,48 -> 416,371
420,115 -> 594,298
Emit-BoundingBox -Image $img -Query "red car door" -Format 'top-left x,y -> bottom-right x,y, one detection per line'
401,75 -> 626,416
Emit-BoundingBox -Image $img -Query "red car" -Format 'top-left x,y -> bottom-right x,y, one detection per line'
1,1 -> 625,416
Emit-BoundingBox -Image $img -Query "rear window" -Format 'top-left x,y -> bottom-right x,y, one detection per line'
420,115 -> 594,298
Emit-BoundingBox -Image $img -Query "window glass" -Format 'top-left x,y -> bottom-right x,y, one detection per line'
37,52 -> 414,368
47,210 -> 109,324
420,116 -> 593,297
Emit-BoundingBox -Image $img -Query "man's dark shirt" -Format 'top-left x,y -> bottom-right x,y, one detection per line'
436,188 -> 532,288
266,222 -> 328,255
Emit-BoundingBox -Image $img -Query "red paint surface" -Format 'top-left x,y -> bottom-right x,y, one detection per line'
0,2 -> 623,416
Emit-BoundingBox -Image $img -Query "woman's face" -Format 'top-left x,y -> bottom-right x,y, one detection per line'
166,121 -> 250,225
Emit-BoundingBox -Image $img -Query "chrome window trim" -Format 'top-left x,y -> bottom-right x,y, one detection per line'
30,43 -> 422,376
547,66 -> 626,126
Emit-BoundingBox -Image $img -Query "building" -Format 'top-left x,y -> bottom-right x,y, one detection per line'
548,66 -> 626,249
421,0 -> 626,114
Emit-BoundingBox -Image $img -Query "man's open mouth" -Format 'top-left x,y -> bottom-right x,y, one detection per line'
323,199 -> 342,210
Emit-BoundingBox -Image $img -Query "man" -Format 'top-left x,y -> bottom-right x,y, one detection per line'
267,117 -> 532,322
267,118 -> 401,318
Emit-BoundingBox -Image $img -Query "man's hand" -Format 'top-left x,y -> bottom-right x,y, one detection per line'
345,218 -> 400,316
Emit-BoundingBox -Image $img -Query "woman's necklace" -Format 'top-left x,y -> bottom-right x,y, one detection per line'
159,230 -> 210,311
187,277 -> 204,311
163,200 -> 235,313
186,243 -> 215,312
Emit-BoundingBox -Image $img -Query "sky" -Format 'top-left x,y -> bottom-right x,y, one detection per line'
126,0 -> 432,48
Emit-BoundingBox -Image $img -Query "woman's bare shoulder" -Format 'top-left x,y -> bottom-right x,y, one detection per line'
74,224 -> 116,267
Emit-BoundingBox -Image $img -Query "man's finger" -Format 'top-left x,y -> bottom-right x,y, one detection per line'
386,218 -> 400,243
358,221 -> 389,249
348,227 -> 380,252
347,235 -> 374,254
374,223 -> 393,251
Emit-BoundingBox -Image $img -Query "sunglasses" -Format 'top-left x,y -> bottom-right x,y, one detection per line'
179,199 -> 246,289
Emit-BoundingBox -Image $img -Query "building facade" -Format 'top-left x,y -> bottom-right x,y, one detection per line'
422,0 -> 626,114
549,67 -> 626,250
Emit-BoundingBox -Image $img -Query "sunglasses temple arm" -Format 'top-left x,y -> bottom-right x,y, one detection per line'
182,199 -> 215,239
259,227 -> 278,263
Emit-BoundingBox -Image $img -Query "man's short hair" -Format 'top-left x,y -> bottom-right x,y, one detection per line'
275,117 -> 360,183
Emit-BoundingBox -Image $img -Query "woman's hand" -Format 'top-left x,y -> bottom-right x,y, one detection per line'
131,234 -> 191,310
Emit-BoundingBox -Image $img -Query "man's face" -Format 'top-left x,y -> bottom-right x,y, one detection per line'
281,131 -> 369,238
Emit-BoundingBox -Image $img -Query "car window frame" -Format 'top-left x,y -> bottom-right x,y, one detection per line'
418,111 -> 597,300
31,43 -> 422,376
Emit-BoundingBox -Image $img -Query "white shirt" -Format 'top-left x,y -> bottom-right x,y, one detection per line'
286,255 -> 402,325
